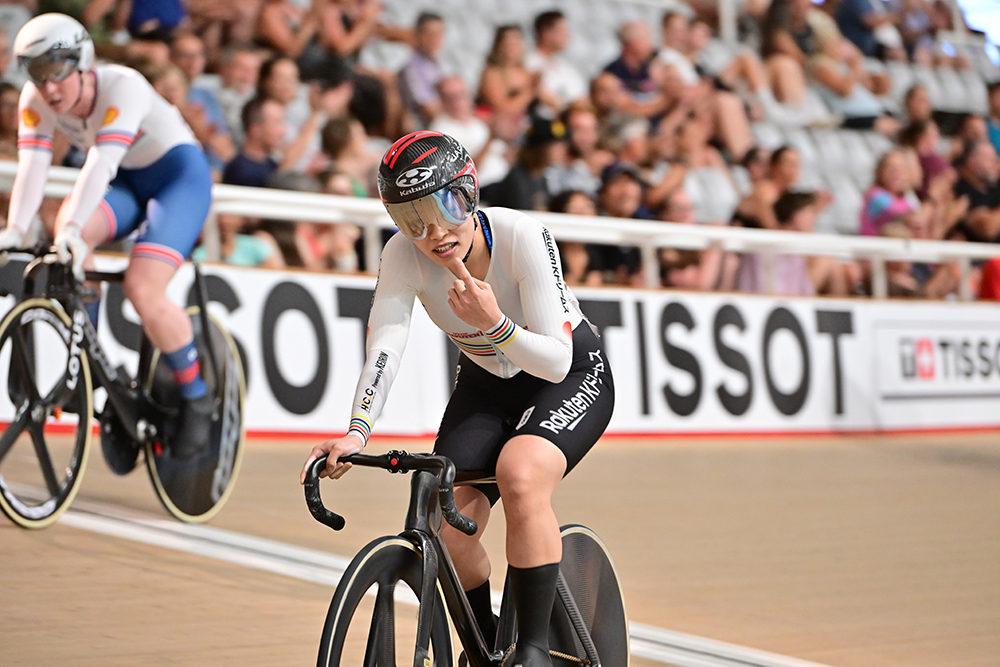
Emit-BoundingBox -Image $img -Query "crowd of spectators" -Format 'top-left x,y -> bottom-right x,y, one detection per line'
1,0 -> 999,299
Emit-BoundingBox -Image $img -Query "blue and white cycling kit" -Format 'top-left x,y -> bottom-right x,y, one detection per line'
9,64 -> 211,267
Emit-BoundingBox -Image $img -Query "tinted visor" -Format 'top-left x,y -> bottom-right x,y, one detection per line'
20,49 -> 81,86
384,177 -> 477,240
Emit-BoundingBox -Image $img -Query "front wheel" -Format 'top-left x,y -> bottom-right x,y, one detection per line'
0,299 -> 93,529
318,536 -> 454,667
143,306 -> 245,523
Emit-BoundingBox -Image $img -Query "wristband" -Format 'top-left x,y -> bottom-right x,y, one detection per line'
347,415 -> 372,447
484,315 -> 518,348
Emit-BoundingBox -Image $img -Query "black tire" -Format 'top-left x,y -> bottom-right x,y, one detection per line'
550,525 -> 630,667
318,536 -> 454,667
0,299 -> 93,529
143,306 -> 245,523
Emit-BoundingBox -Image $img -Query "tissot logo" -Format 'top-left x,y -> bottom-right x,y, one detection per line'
395,167 -> 433,188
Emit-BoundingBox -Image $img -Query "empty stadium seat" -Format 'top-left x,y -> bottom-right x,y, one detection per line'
822,173 -> 865,235
751,122 -> 786,149
837,131 -> 877,189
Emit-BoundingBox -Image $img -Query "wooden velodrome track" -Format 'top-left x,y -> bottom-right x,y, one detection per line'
3,431 -> 999,667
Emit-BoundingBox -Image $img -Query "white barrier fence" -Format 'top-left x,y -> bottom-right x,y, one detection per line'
2,161 -> 999,299
2,258 -> 997,436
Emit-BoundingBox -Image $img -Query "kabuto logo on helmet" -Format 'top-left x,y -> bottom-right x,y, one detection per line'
395,167 -> 434,188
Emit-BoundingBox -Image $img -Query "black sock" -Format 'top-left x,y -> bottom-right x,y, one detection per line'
465,580 -> 498,645
509,563 -> 559,663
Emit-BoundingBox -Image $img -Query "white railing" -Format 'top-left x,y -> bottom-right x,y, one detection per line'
2,161 -> 999,300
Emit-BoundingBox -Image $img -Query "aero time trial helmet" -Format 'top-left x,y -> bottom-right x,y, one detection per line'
377,131 -> 479,240
14,13 -> 95,87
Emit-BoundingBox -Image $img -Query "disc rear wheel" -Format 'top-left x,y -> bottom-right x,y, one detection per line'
143,306 -> 245,523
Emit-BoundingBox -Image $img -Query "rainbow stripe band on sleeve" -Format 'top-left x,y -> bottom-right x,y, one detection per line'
95,130 -> 136,148
348,415 -> 372,446
17,135 -> 53,152
484,316 -> 518,348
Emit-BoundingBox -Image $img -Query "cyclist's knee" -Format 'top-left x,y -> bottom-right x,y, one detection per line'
496,437 -> 565,506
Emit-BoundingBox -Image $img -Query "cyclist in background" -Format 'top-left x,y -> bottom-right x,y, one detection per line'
0,13 -> 214,460
302,131 -> 615,667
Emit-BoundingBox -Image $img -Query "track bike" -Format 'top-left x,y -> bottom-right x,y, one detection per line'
0,246 -> 245,529
304,451 -> 630,667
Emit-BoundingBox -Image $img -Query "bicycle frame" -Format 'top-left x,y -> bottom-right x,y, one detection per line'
305,453 -> 606,667
17,251 -> 220,445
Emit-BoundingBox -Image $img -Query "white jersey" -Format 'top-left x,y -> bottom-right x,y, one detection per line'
8,64 -> 197,234
346,207 -> 585,445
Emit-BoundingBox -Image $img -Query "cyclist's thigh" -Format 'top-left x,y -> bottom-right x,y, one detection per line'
131,144 -> 213,266
508,324 -> 615,476
434,358 -> 519,506
90,183 -> 143,245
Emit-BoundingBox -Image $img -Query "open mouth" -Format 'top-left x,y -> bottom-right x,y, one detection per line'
433,242 -> 458,254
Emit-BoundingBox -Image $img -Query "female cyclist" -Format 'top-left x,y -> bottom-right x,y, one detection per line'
301,130 -> 615,667
0,14 -> 215,460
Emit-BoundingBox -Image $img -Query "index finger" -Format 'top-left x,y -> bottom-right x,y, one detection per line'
446,254 -> 475,286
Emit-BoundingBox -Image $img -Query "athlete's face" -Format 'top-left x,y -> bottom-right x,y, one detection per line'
411,216 -> 476,267
37,70 -> 82,115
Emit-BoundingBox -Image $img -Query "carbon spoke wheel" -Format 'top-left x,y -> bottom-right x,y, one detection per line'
318,536 -> 454,667
144,306 -> 245,523
0,299 -> 92,529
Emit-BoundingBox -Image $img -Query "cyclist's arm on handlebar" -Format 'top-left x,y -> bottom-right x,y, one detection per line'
300,432 -> 365,484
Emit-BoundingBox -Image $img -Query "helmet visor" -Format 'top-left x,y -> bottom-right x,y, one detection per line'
383,178 -> 477,240
20,49 -> 81,86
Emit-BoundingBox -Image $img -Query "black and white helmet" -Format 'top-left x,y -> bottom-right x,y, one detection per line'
14,13 -> 94,87
377,131 -> 479,240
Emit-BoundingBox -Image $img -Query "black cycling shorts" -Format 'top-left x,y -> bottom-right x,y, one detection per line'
434,322 -> 615,506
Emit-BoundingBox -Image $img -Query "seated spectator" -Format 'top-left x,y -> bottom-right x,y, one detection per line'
546,103 -> 613,196
953,140 -> 1000,243
525,10 -> 588,118
481,117 -> 567,211
593,162 -> 654,286
397,12 -> 446,129
429,75 -> 510,186
759,0 -> 816,109
834,0 -> 906,61
860,150 -> 916,236
477,25 -> 538,141
319,116 -> 379,197
118,0 -> 184,66
186,0 -> 259,63
736,192 -> 818,296
602,21 -> 672,120
903,83 -> 933,124
320,171 -> 363,272
257,55 -> 330,171
548,190 -> 603,286
732,146 -> 802,229
673,112 -> 741,224
899,119 -> 951,200
878,219 -> 962,298
893,0 -> 937,64
948,113 -> 990,161
989,81 -> 1000,157
656,11 -> 754,160
170,32 -> 236,170
192,213 -> 285,269
213,43 -> 263,146
0,81 -> 16,160
222,96 -> 285,187
659,187 -> 739,291
255,0 -> 322,61
810,25 -> 896,133
258,171 -> 330,269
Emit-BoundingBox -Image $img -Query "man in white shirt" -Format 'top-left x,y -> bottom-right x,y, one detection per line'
429,75 -> 510,186
524,10 -> 587,118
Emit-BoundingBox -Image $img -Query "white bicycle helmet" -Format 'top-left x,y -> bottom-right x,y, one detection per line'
14,13 -> 95,86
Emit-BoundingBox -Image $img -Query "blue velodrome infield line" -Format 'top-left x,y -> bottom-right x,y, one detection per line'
57,500 -> 837,667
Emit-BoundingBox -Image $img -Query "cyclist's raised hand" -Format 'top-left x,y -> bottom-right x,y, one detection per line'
54,224 -> 88,281
301,433 -> 365,484
446,256 -> 502,331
